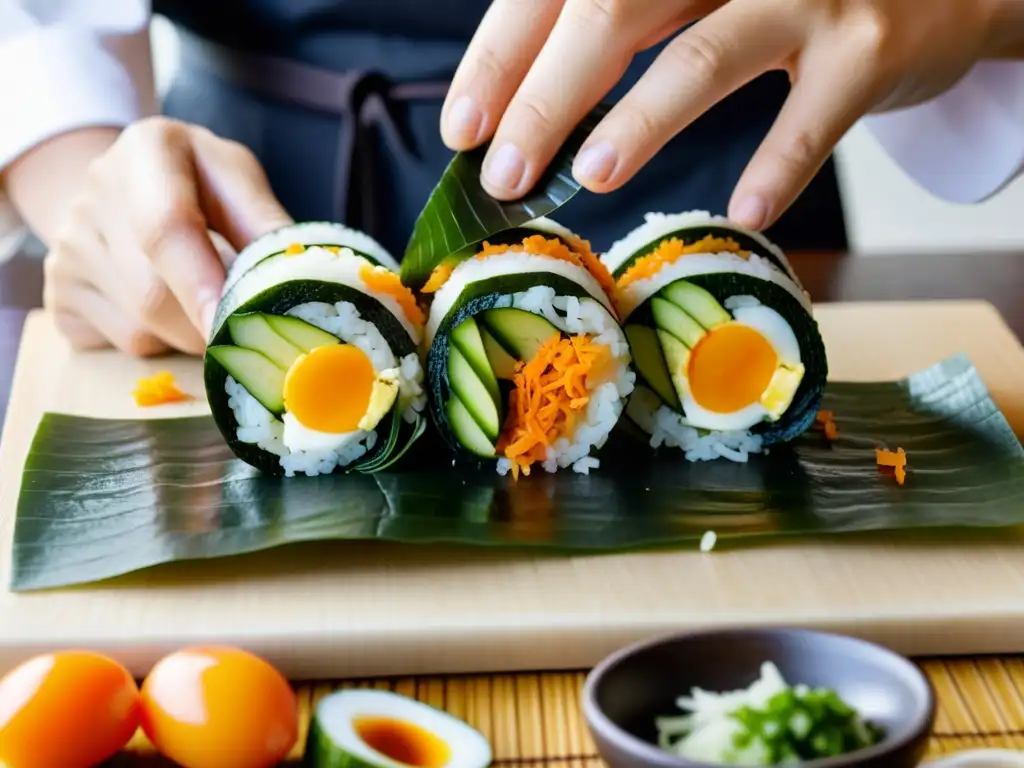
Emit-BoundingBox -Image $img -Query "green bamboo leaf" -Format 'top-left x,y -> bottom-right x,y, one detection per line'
10,354 -> 1024,592
400,105 -> 610,289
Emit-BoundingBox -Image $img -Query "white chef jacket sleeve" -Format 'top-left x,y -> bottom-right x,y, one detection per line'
861,61 -> 1024,204
0,0 -> 152,172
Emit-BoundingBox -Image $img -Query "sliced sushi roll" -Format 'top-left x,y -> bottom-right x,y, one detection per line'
204,232 -> 428,477
601,213 -> 827,463
421,219 -> 635,478
602,210 -> 804,291
305,689 -> 491,767
223,220 -> 399,295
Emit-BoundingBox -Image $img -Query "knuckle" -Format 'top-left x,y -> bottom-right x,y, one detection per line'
140,205 -> 204,261
849,6 -> 895,57
136,276 -> 171,324
666,32 -> 727,87
515,94 -> 558,133
471,46 -> 512,88
618,103 -> 661,148
570,0 -> 625,32
773,128 -> 822,177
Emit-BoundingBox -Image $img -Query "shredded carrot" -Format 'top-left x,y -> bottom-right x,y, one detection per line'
417,234 -> 616,307
285,242 -> 305,256
358,263 -> 426,327
477,234 -> 579,265
876,447 -> 907,485
616,236 -> 748,289
496,333 -> 611,480
132,371 -> 191,407
325,245 -> 341,254
566,234 -> 617,301
422,262 -> 456,293
814,410 -> 839,441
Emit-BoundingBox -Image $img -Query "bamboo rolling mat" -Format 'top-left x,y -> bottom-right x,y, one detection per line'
112,655 -> 1024,765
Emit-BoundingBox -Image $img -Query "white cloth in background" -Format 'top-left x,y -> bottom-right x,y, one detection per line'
1,0 -> 1024,262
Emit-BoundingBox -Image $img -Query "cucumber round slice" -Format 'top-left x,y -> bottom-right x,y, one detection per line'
306,689 -> 492,768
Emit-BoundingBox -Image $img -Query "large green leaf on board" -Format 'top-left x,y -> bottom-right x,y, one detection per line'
10,354 -> 1024,592
400,105 -> 609,289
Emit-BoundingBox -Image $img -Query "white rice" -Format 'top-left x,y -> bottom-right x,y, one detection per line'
601,210 -> 795,279
224,299 -> 426,477
221,246 -> 423,345
224,221 -> 399,294
625,385 -> 764,463
426,251 -> 614,349
490,285 -> 635,477
615,251 -> 811,320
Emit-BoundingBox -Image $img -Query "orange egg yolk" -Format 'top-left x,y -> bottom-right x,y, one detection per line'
283,344 -> 375,433
0,651 -> 140,768
139,647 -> 298,768
687,323 -> 778,413
353,716 -> 451,767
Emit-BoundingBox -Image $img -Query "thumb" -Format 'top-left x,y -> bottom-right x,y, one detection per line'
188,126 -> 293,253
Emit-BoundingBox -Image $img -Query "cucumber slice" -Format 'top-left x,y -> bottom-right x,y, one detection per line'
660,280 -> 731,330
306,689 -> 492,768
624,324 -> 681,412
446,396 -> 497,459
480,326 -> 518,380
657,330 -> 692,410
265,314 -> 341,351
478,308 -> 560,363
650,298 -> 706,348
226,313 -> 304,370
451,317 -> 501,410
447,346 -> 501,440
207,345 -> 286,415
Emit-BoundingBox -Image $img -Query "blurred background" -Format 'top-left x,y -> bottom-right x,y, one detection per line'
4,16 -> 1024,262
143,17 -> 1024,255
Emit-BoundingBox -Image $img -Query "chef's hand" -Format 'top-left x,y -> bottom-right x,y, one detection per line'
6,118 -> 291,356
442,0 -> 1014,230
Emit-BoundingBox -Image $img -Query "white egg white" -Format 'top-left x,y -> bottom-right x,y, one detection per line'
674,299 -> 805,432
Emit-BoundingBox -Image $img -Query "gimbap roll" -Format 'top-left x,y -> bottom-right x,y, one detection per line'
421,218 -> 635,478
601,211 -> 827,462
204,223 -> 428,476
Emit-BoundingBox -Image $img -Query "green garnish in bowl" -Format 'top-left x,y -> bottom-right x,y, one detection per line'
655,662 -> 884,765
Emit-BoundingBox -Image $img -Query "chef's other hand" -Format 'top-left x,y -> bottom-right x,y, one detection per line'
441,0 -> 1011,230
40,118 -> 291,356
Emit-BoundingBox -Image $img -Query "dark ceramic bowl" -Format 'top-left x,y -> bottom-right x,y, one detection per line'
582,628 -> 936,768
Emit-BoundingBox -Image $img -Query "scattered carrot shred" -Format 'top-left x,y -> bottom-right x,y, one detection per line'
422,262 -> 456,293
325,245 -> 341,254
285,242 -> 305,255
876,447 -> 908,485
616,235 -> 748,289
477,234 -> 579,265
132,371 -> 191,407
496,333 -> 611,480
814,410 -> 839,441
358,263 -> 426,327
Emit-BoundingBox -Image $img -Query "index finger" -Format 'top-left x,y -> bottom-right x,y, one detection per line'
477,0 -> 686,200
124,121 -> 227,338
441,0 -> 566,151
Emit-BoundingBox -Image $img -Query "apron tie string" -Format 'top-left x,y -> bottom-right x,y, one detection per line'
172,29 -> 450,246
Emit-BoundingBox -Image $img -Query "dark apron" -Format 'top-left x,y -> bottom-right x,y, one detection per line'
154,0 -> 847,258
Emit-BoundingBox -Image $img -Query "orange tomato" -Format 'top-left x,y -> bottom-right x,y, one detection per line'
0,650 -> 140,768
139,647 -> 298,768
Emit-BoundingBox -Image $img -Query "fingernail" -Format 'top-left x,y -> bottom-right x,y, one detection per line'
446,95 -> 484,145
484,143 -> 527,194
574,141 -> 619,185
731,196 -> 769,230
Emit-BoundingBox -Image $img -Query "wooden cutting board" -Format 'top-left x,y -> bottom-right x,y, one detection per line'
2,302 -> 1024,681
